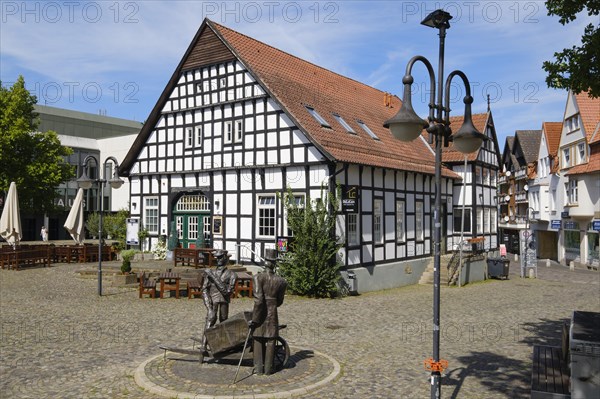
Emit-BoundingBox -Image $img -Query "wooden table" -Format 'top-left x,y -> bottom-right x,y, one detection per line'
159,272 -> 181,299
233,272 -> 253,298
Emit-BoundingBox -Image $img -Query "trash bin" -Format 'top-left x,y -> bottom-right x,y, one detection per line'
346,271 -> 357,293
487,257 -> 510,279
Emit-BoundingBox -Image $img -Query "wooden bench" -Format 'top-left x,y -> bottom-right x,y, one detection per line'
173,248 -> 206,268
138,272 -> 157,299
187,276 -> 204,299
531,323 -> 571,398
10,248 -> 51,270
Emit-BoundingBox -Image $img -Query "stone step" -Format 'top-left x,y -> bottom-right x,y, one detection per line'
419,255 -> 452,285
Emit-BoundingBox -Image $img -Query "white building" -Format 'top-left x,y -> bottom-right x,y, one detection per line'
119,19 -> 500,291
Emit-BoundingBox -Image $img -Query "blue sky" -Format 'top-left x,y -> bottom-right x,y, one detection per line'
1,1 -> 595,151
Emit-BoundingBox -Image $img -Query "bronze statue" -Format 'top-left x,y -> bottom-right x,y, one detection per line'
200,249 -> 236,353
248,254 -> 287,375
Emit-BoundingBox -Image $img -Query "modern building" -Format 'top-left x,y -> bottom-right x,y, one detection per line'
23,105 -> 142,241
119,19 -> 500,291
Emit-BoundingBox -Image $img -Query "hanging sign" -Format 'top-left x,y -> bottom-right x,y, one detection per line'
342,185 -> 359,213
126,218 -> 139,245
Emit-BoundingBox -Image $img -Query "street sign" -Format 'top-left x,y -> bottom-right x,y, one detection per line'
551,220 -> 561,229
592,220 -> 600,231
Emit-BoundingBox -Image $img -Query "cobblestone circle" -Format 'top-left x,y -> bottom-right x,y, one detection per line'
0,258 -> 598,398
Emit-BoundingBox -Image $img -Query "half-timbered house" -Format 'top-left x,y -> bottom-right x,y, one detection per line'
119,19 -> 478,291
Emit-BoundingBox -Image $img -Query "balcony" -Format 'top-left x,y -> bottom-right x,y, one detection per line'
515,168 -> 527,180
515,192 -> 528,203
567,204 -> 594,221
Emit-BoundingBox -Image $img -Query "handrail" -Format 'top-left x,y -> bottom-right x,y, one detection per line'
234,244 -> 265,264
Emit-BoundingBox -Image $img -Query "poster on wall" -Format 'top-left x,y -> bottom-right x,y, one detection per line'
126,218 -> 139,245
212,216 -> 223,235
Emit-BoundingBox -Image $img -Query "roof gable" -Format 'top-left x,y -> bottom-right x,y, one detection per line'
514,130 -> 541,165
121,19 -> 456,178
574,91 -> 600,142
541,121 -> 562,157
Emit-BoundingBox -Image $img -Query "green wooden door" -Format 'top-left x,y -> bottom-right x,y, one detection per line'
172,194 -> 211,249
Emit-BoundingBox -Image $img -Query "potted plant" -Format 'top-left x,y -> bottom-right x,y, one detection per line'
113,249 -> 137,285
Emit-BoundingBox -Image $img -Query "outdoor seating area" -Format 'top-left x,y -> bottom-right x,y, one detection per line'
136,268 -> 254,299
173,247 -> 223,268
0,243 -> 117,270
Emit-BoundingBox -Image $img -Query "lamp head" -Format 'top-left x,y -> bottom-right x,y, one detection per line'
421,9 -> 452,30
451,95 -> 487,154
77,171 -> 94,189
383,75 -> 427,142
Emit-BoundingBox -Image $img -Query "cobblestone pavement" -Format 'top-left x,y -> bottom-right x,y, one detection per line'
0,259 -> 598,398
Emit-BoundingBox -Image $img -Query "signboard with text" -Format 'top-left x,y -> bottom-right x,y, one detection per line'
342,185 -> 359,213
126,218 -> 139,245
551,220 -> 561,230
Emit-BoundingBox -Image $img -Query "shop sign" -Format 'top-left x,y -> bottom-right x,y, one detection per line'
592,220 -> 600,232
342,185 -> 359,213
564,221 -> 579,230
561,211 -> 569,218
551,220 -> 561,230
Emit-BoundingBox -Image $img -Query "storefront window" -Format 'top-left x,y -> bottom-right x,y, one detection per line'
564,229 -> 580,262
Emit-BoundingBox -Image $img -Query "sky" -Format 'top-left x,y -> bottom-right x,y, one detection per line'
1,1 -> 595,152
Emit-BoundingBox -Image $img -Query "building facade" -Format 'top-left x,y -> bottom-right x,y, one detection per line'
119,19 -> 500,291
26,105 -> 142,241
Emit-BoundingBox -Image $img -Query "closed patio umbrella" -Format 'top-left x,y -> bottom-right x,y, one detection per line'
0,182 -> 22,247
64,188 -> 85,244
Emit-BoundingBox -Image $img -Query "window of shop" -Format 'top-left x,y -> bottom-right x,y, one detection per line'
588,231 -> 599,266
564,229 -> 580,262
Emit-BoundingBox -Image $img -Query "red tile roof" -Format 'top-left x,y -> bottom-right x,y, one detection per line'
210,20 -> 459,178
426,113 -> 490,162
542,122 -> 562,157
575,92 -> 600,142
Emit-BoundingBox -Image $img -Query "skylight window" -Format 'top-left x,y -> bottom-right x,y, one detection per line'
357,120 -> 379,140
333,113 -> 356,134
305,106 -> 331,128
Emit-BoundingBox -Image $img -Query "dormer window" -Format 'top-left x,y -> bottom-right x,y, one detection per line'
357,120 -> 379,140
305,106 -> 331,128
332,113 -> 356,134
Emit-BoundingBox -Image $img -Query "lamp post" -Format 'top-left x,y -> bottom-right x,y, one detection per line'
383,10 -> 487,398
77,155 -> 124,296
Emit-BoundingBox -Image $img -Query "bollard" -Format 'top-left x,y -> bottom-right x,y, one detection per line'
514,253 -> 518,262
529,268 -> 535,278
570,261 -> 575,271
546,259 -> 551,268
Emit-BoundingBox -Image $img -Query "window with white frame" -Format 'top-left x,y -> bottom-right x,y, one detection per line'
224,121 -> 233,144
551,189 -> 556,212
347,213 -> 359,246
186,127 -> 193,148
416,202 -> 424,241
374,199 -> 383,244
257,195 -> 276,237
563,148 -> 571,168
234,119 -> 244,143
396,200 -> 405,242
490,170 -> 496,186
567,179 -> 578,204
577,142 -> 586,164
144,197 -> 159,234
484,208 -> 490,233
483,169 -> 490,185
357,120 -> 380,140
477,208 -> 483,234
476,167 -> 482,184
490,209 -> 497,232
305,106 -> 331,128
285,194 -> 305,236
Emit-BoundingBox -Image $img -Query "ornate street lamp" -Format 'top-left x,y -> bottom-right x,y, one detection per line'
383,9 -> 487,398
77,155 -> 123,296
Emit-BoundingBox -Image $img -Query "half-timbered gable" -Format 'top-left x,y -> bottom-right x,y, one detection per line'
430,111 -> 502,252
120,19 -> 461,291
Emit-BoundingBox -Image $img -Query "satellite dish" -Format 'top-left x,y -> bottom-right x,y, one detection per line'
504,215 -> 509,222
505,171 -> 511,177
505,195 -> 510,202
524,184 -> 529,191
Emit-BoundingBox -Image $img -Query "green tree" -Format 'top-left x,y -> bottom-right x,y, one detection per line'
277,186 -> 343,298
543,0 -> 600,97
104,208 -> 129,251
0,76 -> 74,213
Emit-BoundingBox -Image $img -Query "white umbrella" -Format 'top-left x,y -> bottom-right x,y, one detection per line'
64,188 -> 85,244
0,182 -> 22,247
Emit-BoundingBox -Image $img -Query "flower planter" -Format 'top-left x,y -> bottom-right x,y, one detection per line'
113,273 -> 137,286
